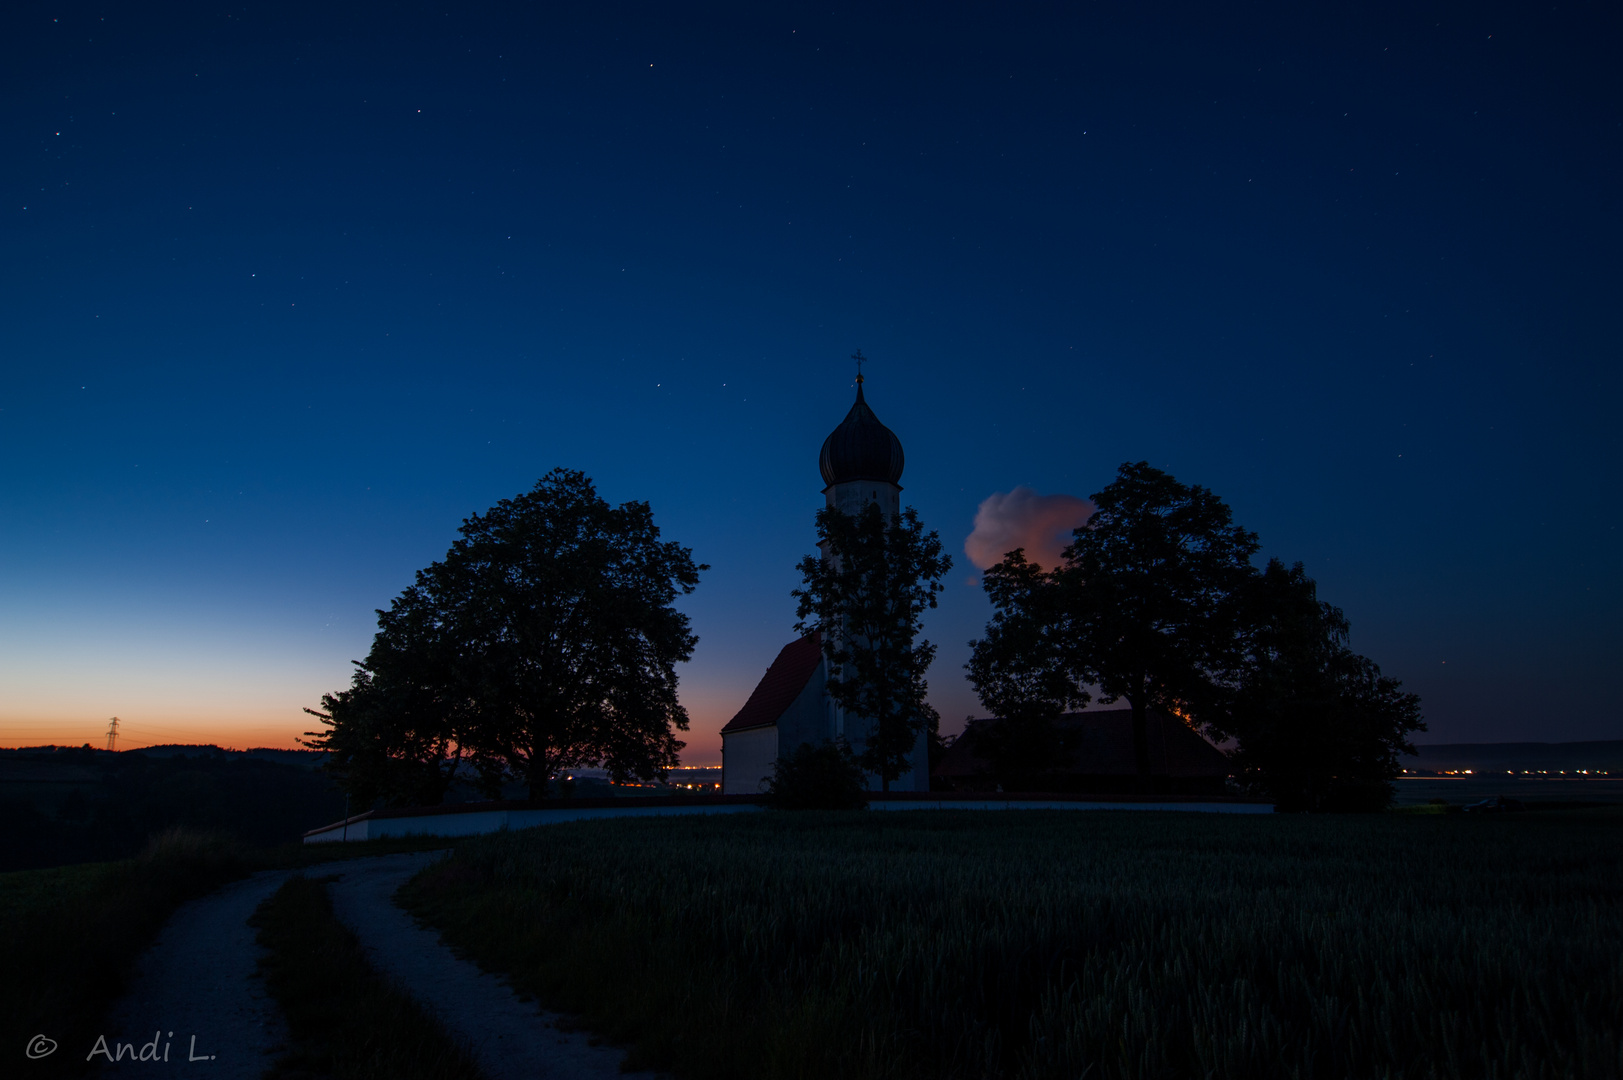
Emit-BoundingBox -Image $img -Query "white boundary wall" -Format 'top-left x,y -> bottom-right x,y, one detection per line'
868,799 -> 1272,814
305,802 -> 763,843
305,797 -> 1270,843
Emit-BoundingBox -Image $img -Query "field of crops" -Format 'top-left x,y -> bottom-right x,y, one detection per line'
403,808 -> 1623,1080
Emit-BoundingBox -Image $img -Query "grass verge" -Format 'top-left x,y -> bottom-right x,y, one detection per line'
402,807 -> 1623,1080
1,827 -> 245,1079
249,874 -> 483,1080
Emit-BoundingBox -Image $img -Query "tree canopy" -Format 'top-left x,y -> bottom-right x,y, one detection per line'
964,550 -> 1088,787
793,503 -> 951,791
1209,559 -> 1425,811
305,468 -> 705,803
1052,461 -> 1259,776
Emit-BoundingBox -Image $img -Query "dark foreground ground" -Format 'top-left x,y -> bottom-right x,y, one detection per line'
0,832 -> 460,1080
404,807 -> 1623,1080
1392,776 -> 1623,805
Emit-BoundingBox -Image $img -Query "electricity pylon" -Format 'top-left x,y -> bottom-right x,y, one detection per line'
105,716 -> 120,752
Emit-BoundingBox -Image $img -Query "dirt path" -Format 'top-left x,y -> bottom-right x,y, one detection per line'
325,851 -> 663,1080
98,868 -> 296,1076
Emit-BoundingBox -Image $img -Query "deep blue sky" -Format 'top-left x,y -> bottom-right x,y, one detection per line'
3,1 -> 1618,757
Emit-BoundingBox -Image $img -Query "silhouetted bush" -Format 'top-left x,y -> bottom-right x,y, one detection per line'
765,741 -> 868,810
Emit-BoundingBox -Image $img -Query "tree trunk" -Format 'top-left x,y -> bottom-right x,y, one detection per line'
880,696 -> 891,793
1130,692 -> 1152,778
528,752 -> 548,803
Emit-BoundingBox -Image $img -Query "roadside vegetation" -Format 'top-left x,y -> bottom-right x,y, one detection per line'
1,828 -> 244,1080
403,809 -> 1623,1080
250,874 -> 483,1080
1,829 -> 457,1079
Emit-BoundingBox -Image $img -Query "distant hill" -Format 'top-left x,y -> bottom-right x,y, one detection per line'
0,744 -> 326,767
125,744 -> 328,768
0,746 -> 344,871
0,744 -> 118,759
1404,741 -> 1623,774
117,743 -> 235,758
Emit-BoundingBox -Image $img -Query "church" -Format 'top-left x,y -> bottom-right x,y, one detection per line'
720,376 -> 931,794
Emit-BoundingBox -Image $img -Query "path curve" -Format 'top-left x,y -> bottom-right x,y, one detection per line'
99,867 -> 297,1076
325,851 -> 665,1080
98,853 -> 663,1079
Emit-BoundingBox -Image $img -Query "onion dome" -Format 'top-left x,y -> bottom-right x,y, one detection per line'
819,379 -> 905,486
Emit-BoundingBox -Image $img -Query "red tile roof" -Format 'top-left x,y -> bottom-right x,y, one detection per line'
720,634 -> 823,734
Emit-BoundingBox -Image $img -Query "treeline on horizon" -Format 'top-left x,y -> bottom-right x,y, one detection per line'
303,461 -> 1428,816
0,747 -> 345,871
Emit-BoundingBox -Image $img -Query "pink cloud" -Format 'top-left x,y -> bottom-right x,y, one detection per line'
964,486 -> 1094,571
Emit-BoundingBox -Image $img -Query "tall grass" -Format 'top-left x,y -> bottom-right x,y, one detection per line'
250,875 -> 483,1080
2,828 -> 244,1079
403,809 -> 1623,1080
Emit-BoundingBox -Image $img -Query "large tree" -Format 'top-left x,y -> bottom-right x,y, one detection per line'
301,603 -> 470,809
305,469 -> 705,803
1052,462 -> 1259,778
793,503 -> 951,791
965,550 -> 1089,787
1211,559 -> 1425,811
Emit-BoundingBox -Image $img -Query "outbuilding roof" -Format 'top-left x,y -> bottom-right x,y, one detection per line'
935,709 -> 1231,779
720,634 -> 824,734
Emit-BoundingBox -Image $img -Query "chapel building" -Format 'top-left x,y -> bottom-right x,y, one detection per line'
719,377 -> 930,794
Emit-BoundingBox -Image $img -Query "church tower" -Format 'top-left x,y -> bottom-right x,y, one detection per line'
719,369 -> 929,795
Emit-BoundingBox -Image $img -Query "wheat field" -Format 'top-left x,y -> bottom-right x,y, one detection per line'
403,808 -> 1623,1080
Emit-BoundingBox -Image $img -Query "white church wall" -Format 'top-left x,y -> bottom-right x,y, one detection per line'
722,724 -> 778,795
775,657 -> 833,757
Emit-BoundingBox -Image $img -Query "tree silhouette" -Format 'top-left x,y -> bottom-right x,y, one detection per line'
306,469 -> 705,803
1051,462 -> 1259,777
794,503 -> 951,791
966,550 -> 1089,787
1211,559 -> 1425,811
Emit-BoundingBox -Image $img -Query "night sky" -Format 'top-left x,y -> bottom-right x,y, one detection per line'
3,1 -> 1618,758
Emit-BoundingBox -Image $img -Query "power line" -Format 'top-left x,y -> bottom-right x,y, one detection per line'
105,716 -> 120,752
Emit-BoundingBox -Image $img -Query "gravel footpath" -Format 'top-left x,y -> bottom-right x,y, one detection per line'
97,867 -> 297,1076
96,852 -> 663,1080
325,851 -> 664,1080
